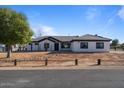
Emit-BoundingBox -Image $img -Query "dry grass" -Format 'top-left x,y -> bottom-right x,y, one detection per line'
0,52 -> 48,59
0,51 -> 124,67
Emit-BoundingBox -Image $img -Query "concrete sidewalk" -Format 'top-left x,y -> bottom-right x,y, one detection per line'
0,65 -> 124,70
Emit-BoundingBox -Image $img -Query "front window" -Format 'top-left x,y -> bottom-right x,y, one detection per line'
61,42 -> 71,48
96,42 -> 104,49
35,42 -> 39,45
44,43 -> 49,48
80,42 -> 88,49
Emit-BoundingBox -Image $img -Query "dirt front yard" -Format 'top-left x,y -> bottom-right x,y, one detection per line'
0,51 -> 124,67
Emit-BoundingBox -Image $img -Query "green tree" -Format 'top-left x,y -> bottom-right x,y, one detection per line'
111,39 -> 119,51
0,8 -> 33,58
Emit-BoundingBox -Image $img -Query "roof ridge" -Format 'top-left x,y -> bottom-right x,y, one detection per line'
32,34 -> 111,42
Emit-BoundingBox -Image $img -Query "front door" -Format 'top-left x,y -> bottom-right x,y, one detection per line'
54,43 -> 59,51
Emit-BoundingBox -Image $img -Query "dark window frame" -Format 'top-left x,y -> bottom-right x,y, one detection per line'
80,42 -> 88,49
61,42 -> 71,49
96,42 -> 104,49
35,42 -> 39,45
44,43 -> 49,49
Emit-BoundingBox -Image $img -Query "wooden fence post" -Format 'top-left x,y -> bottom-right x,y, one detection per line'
14,59 -> 17,66
45,58 -> 48,66
75,59 -> 78,66
97,59 -> 101,65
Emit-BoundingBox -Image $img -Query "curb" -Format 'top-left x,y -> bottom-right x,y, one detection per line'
0,66 -> 124,70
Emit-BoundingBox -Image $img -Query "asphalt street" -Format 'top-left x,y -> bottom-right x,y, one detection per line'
0,69 -> 124,88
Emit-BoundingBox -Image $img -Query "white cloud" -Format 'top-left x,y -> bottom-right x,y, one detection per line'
26,11 -> 41,19
101,6 -> 124,31
99,9 -> 118,32
107,18 -> 114,24
32,24 -> 58,37
118,6 -> 124,20
98,18 -> 114,32
86,7 -> 99,20
103,16 -> 115,29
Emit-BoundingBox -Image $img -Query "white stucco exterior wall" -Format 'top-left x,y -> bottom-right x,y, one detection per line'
25,40 -> 110,52
71,41 -> 110,52
26,45 -> 31,51
39,39 -> 55,51
32,43 -> 39,51
25,39 -> 55,51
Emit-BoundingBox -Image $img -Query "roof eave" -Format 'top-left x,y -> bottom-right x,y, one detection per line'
71,39 -> 111,42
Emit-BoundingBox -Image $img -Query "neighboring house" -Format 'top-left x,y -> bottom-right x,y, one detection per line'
0,44 -> 5,52
0,44 -> 19,52
25,34 -> 111,52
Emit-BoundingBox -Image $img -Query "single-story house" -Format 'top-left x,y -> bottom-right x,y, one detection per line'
25,34 -> 111,52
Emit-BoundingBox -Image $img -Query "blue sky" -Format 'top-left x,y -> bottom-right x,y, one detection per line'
1,5 -> 124,43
